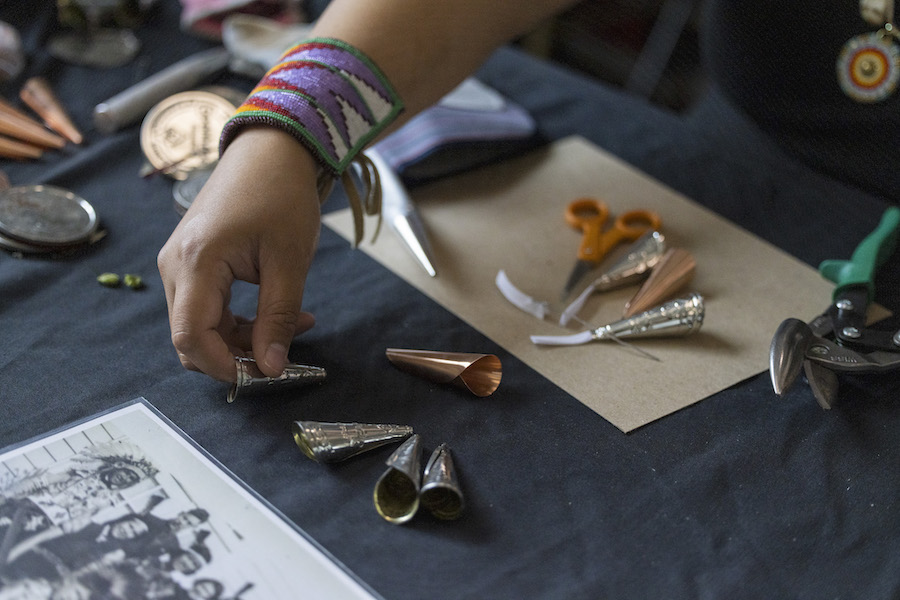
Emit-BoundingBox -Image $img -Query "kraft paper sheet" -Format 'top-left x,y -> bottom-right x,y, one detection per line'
322,136 -> 833,432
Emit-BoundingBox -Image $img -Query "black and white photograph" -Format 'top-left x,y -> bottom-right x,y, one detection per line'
0,400 -> 375,600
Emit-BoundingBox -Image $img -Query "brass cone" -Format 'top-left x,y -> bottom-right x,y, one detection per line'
374,434 -> 422,524
227,356 -> 326,402
420,443 -> 464,520
20,77 -> 83,144
385,348 -> 501,397
623,248 -> 696,317
0,106 -> 65,148
292,421 -> 413,463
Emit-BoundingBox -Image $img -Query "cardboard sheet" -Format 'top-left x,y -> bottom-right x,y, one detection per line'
323,136 -> 833,432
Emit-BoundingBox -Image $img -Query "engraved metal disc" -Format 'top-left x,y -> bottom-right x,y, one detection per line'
0,185 -> 98,246
173,167 -> 213,216
140,91 -> 236,181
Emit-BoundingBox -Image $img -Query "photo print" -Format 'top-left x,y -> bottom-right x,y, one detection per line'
0,399 -> 377,600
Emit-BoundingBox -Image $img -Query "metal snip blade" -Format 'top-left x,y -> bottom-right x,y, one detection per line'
769,318 -> 814,396
803,360 -> 839,410
561,259 -> 593,300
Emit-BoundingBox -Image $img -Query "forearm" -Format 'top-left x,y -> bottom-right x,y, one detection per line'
310,0 -> 579,120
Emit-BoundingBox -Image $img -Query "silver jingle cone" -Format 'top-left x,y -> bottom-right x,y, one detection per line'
292,421 -> 414,463
593,293 -> 704,341
420,443 -> 464,520
374,434 -> 423,524
227,356 -> 326,402
591,230 -> 667,291
559,231 -> 666,326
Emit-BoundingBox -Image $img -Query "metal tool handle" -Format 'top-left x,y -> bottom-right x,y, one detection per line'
819,206 -> 900,301
93,47 -> 230,134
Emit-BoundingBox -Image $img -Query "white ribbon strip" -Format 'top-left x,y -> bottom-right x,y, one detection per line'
558,282 -> 596,326
495,270 -> 548,320
529,331 -> 595,346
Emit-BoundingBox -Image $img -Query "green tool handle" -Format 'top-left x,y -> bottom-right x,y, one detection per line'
819,207 -> 900,301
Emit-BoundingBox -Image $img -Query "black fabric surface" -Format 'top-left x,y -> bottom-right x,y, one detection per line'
2,2 -> 900,599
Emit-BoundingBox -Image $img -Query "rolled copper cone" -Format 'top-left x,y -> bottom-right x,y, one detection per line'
291,421 -> 413,463
0,135 -> 43,159
20,77 -> 83,144
385,349 -> 502,397
227,356 -> 326,402
374,434 -> 422,524
420,443 -> 464,520
0,97 -> 34,121
623,248 -> 696,317
0,109 -> 65,149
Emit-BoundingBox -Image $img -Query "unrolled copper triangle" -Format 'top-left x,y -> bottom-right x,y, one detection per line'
385,348 -> 502,397
20,77 -> 83,144
623,247 -> 696,317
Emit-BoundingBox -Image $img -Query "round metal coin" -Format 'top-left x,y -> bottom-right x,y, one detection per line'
0,185 -> 98,247
140,91 -> 236,181
173,167 -> 214,216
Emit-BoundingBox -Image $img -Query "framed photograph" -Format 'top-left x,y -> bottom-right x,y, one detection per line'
0,399 -> 379,600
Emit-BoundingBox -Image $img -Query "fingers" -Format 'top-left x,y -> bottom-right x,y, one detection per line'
157,129 -> 323,381
165,260 -> 240,382
252,252 -> 314,377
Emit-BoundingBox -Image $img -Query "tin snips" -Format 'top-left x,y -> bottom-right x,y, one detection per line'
769,207 -> 900,409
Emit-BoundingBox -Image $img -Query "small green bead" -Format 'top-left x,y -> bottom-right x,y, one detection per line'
124,274 -> 144,289
97,272 -> 120,287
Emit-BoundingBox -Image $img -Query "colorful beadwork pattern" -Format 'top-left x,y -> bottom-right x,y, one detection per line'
220,38 -> 404,174
837,31 -> 900,102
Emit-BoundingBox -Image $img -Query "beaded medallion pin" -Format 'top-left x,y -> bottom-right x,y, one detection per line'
838,0 -> 900,102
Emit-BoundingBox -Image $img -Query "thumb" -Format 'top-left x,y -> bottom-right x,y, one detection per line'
252,263 -> 309,377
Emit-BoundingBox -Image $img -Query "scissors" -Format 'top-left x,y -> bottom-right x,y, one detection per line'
561,198 -> 662,298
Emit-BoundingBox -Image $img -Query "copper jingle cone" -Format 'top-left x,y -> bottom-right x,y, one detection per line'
20,77 -> 83,144
226,356 -> 326,402
385,348 -> 502,397
292,421 -> 414,463
0,135 -> 43,159
420,443 -> 464,520
0,108 -> 66,149
374,434 -> 422,524
623,247 -> 696,317
0,97 -> 34,121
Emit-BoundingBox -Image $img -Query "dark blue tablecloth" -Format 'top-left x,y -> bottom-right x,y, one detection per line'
1,2 -> 899,598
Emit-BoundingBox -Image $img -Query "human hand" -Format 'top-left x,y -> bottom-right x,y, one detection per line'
158,128 -> 321,381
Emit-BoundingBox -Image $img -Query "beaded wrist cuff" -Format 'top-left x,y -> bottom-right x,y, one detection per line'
219,37 -> 404,176
219,38 -> 402,244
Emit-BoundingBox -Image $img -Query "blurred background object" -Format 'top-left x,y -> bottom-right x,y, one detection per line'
0,20 -> 25,82
48,0 -> 159,67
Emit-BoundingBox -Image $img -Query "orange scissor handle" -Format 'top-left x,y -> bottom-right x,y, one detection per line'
565,198 -> 609,262
566,198 -> 661,263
